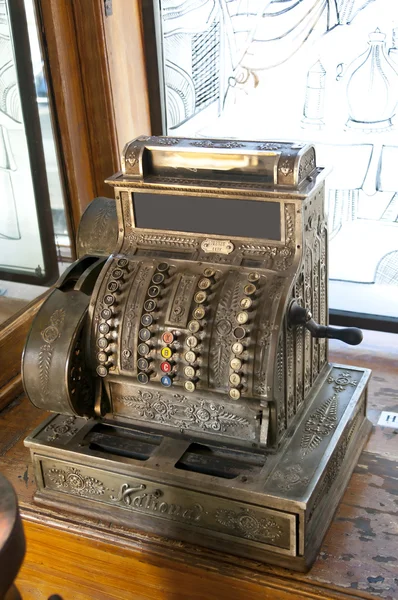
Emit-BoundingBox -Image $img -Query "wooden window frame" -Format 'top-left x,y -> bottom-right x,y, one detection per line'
0,0 -> 151,407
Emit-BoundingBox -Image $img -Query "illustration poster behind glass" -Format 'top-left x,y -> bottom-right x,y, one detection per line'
0,0 -> 57,285
147,0 -> 398,323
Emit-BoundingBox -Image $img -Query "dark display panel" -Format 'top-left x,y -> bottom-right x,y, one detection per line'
133,193 -> 281,240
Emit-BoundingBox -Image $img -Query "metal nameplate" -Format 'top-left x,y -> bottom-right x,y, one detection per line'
201,239 -> 234,254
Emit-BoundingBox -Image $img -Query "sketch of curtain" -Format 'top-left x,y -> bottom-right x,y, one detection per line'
0,2 -> 21,240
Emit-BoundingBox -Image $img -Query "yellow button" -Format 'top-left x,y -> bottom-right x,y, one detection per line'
161,347 -> 172,359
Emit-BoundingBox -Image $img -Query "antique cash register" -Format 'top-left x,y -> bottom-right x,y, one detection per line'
22,136 -> 371,571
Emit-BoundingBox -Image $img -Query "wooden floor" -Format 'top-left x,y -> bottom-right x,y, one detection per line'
1,330 -> 397,599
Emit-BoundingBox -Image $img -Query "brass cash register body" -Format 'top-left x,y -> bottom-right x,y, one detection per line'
23,137 -> 371,571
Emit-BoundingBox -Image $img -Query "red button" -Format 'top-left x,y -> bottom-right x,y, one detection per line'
162,331 -> 174,344
160,361 -> 172,373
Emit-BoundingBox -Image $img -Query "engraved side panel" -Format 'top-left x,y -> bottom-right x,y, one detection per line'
319,219 -> 328,368
166,273 -> 197,328
39,458 -> 296,555
312,236 -> 320,382
276,332 -> 286,437
265,367 -> 368,499
120,263 -> 154,373
253,275 -> 285,398
209,271 -> 244,393
303,245 -> 313,399
110,385 -> 260,443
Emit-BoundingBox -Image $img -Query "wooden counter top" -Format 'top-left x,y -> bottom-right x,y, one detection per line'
1,330 -> 397,599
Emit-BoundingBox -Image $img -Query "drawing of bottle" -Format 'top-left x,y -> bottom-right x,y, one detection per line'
346,29 -> 398,131
301,60 -> 326,130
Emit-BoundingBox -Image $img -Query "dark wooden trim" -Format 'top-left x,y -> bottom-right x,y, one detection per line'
35,0 -> 119,238
140,0 -> 165,135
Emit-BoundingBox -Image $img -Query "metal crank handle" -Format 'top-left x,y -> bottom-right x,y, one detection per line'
288,300 -> 363,346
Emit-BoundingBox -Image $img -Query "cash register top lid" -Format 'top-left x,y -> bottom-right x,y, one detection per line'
106,136 -> 323,193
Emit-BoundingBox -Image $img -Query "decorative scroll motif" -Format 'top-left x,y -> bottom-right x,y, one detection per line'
307,405 -> 364,522
294,274 -> 305,410
271,464 -> 309,491
286,326 -> 295,420
254,276 -> 284,396
124,145 -> 141,170
190,140 -> 244,149
127,231 -> 198,250
300,394 -> 338,457
89,202 -> 114,250
122,265 -> 150,370
121,191 -> 132,228
211,275 -> 242,388
304,247 -> 312,397
152,137 -> 180,145
298,148 -> 316,181
110,484 -> 204,523
241,204 -> 295,272
168,274 -> 195,326
279,159 -> 292,177
117,391 -> 249,434
327,371 -> 357,393
257,143 -> 282,151
276,333 -> 286,435
215,508 -> 282,543
312,237 -> 320,382
47,466 -> 105,496
45,416 -> 78,443
38,309 -> 66,397
319,218 -> 327,367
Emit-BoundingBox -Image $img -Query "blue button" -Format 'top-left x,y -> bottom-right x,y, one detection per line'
161,375 -> 172,387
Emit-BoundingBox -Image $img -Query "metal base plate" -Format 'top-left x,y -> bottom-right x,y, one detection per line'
25,364 -> 372,572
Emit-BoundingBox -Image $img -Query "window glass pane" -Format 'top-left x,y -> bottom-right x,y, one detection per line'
0,0 -> 69,325
157,0 -> 398,322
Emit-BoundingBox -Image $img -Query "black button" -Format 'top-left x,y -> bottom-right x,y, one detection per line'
107,281 -> 119,293
157,262 -> 169,272
139,328 -> 151,341
101,308 -> 112,320
138,343 -> 150,355
112,268 -> 124,280
152,272 -> 165,285
137,357 -> 150,371
148,286 -> 160,298
137,372 -> 149,384
144,299 -> 157,312
103,294 -> 115,306
141,313 -> 153,326
233,326 -> 246,340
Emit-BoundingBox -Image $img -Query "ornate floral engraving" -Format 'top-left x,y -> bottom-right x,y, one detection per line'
257,143 -> 282,151
307,405 -> 364,521
121,191 -> 132,228
211,274 -> 242,388
300,394 -> 338,457
215,508 -> 282,542
254,276 -> 284,396
152,137 -> 181,145
298,148 -> 316,181
116,391 -> 250,434
271,464 -> 310,491
38,309 -> 66,397
190,140 -> 244,149
47,466 -> 105,496
45,416 -> 78,443
122,264 -> 150,370
89,201 -> 114,250
279,158 -> 292,177
327,371 -> 357,393
127,232 -> 198,250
